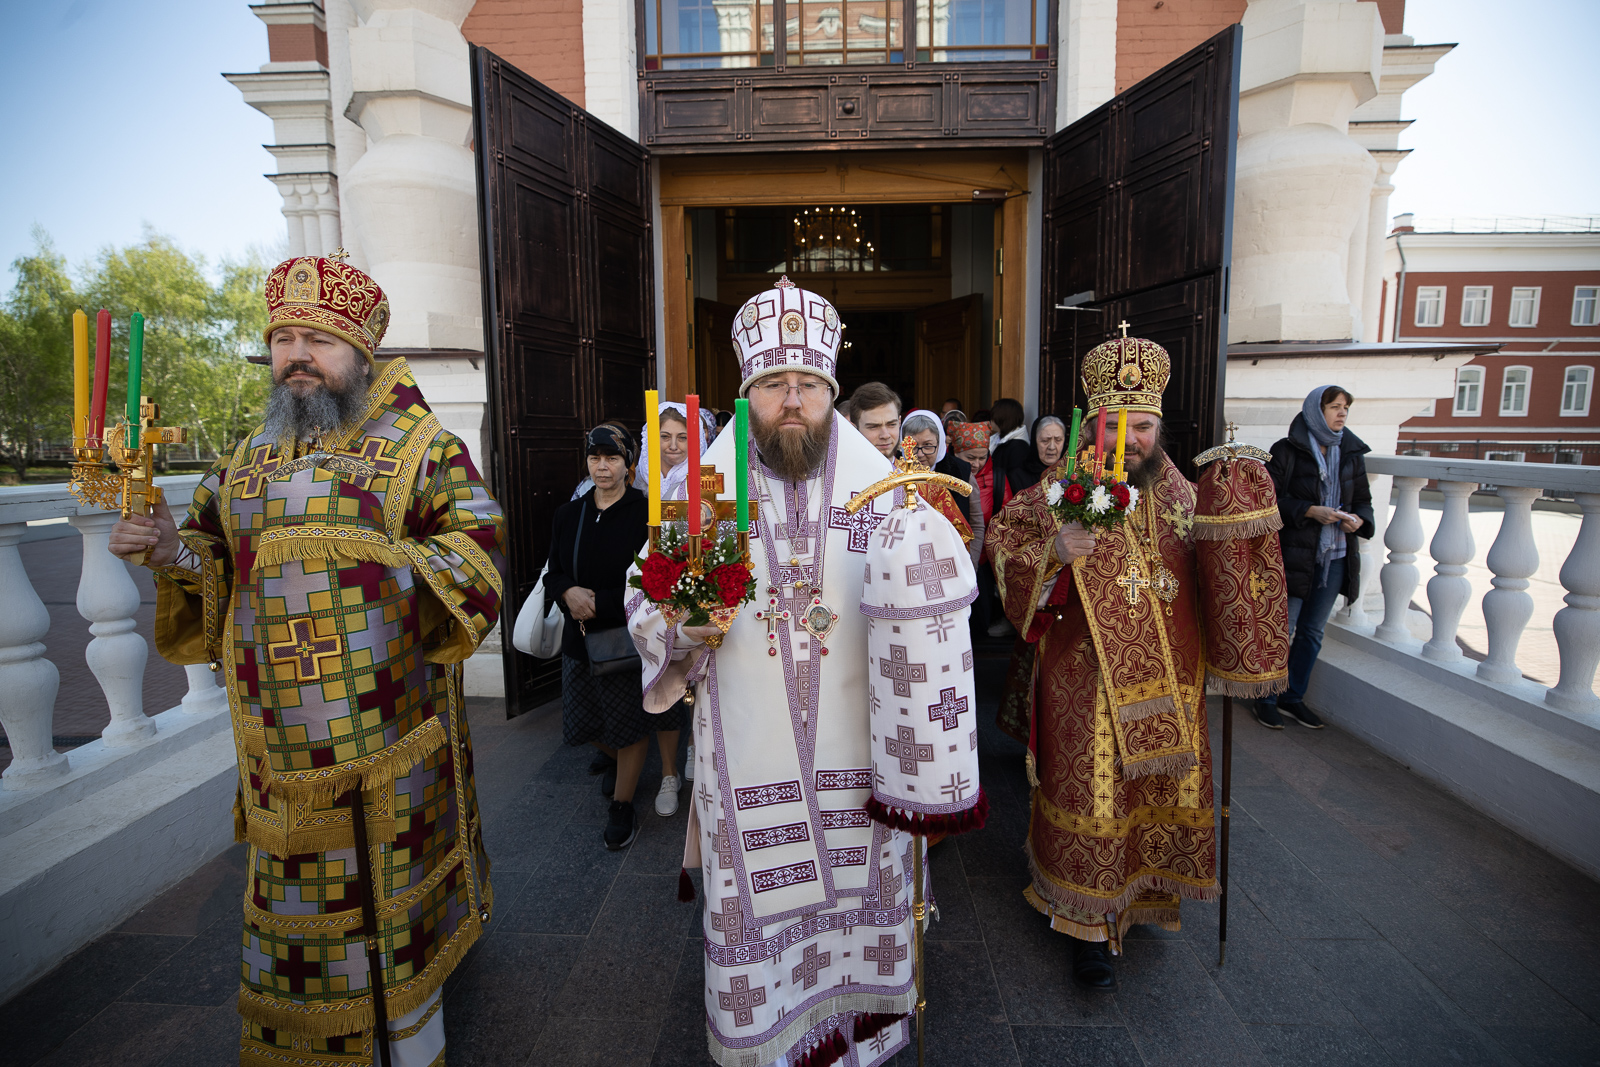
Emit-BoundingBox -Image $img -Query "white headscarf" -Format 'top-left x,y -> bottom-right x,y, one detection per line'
633,401 -> 714,498
901,408 -> 948,464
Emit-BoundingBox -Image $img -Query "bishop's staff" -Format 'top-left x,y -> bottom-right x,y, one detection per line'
847,439 -> 986,1067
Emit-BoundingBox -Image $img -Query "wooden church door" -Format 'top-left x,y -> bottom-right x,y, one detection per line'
1039,25 -> 1242,473
472,47 -> 656,713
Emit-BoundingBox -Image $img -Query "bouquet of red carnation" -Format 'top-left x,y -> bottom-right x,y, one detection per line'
1044,464 -> 1138,531
630,524 -> 757,630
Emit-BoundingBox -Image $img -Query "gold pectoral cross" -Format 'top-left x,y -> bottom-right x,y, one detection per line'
1117,559 -> 1151,606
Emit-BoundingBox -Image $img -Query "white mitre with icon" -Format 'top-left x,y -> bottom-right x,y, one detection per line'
731,275 -> 844,395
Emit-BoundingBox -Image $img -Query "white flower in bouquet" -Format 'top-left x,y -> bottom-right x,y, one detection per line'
1126,485 -> 1140,512
1045,480 -> 1064,506
1088,485 -> 1111,514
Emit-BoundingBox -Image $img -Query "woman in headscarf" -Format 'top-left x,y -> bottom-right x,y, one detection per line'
900,408 -> 974,545
1260,385 -> 1374,730
545,425 -> 686,849
1004,415 -> 1068,498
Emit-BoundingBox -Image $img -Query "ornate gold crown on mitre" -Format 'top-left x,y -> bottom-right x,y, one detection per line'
1080,325 -> 1171,416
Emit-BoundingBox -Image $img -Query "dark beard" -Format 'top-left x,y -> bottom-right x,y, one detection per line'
1126,441 -> 1167,489
752,408 -> 831,482
262,361 -> 373,443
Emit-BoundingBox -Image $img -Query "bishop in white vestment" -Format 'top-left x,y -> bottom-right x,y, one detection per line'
629,278 -> 980,1067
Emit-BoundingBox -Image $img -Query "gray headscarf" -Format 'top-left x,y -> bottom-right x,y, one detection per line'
1302,385 -> 1345,589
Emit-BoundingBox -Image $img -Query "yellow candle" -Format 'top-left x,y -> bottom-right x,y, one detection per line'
72,309 -> 88,448
1113,407 -> 1128,480
645,390 -> 661,525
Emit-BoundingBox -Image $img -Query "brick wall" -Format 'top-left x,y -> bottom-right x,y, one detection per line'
462,0 -> 587,106
1114,0 -> 1246,93
268,22 -> 329,66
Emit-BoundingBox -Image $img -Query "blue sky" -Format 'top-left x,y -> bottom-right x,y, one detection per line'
0,0 -> 1595,288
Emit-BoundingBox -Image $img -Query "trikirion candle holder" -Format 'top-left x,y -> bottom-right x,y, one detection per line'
68,396 -> 188,567
639,462 -> 761,649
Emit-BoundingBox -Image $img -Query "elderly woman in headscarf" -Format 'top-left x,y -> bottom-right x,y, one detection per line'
1003,415 -> 1068,498
900,408 -> 975,545
545,424 -> 686,851
1260,385 -> 1373,731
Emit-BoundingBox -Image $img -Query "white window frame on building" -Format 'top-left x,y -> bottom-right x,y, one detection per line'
1499,366 -> 1531,416
1508,287 -> 1541,328
1414,286 -> 1444,328
1573,287 -> 1599,327
1453,366 -> 1483,416
1460,286 -> 1492,327
1562,365 -> 1593,417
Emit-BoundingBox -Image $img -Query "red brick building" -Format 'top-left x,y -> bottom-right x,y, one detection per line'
1383,215 -> 1600,465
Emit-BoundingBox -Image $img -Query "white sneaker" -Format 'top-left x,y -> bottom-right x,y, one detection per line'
685,744 -> 695,782
655,775 -> 681,817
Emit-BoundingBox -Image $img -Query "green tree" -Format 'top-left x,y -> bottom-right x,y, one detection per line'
0,229 -> 76,479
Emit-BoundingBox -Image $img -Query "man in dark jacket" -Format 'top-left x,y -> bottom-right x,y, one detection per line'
1261,386 -> 1375,729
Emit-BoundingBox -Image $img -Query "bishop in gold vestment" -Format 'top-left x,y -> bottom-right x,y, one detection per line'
986,336 -> 1216,977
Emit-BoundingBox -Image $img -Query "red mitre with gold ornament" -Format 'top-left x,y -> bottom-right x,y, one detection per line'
262,251 -> 390,363
1191,434 -> 1290,698
1080,332 -> 1171,416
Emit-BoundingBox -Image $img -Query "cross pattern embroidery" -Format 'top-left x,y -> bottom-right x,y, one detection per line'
928,686 -> 968,731
862,934 -> 907,976
877,514 -> 906,550
905,543 -> 958,598
1249,570 -> 1270,601
885,725 -> 935,776
791,943 -> 832,989
925,616 -> 954,643
878,866 -> 904,905
713,820 -> 734,869
711,896 -> 746,946
698,782 -> 715,813
879,645 -> 927,698
718,975 -> 766,1028
229,443 -> 283,499
267,618 -> 342,682
1161,503 -> 1194,539
338,436 -> 402,489
940,772 -> 973,802
828,494 -> 882,553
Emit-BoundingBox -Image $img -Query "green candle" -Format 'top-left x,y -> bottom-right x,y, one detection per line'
1065,407 -> 1082,476
126,312 -> 144,449
734,398 -> 750,532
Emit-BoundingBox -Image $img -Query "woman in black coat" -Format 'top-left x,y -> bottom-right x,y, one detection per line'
1259,385 -> 1375,730
546,425 -> 683,850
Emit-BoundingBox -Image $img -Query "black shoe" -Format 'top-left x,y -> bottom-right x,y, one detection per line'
600,766 -> 618,798
604,800 -> 637,850
1071,938 -> 1116,989
1279,701 -> 1325,729
1253,701 -> 1285,730
589,751 -> 616,776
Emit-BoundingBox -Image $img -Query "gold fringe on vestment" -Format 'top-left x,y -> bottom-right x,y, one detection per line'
263,714 -> 446,806
1023,837 -> 1219,921
1190,506 -> 1282,541
1117,748 -> 1200,780
253,527 -> 414,572
1204,664 -> 1289,698
1114,692 -> 1180,724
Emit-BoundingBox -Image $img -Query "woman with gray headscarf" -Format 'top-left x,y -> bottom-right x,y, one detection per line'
1260,385 -> 1374,731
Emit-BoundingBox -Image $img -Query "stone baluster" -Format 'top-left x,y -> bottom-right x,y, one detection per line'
1421,479 -> 1478,663
69,513 -> 154,746
1478,486 -> 1541,685
1547,492 -> 1600,716
0,523 -> 68,789
178,663 -> 228,716
1375,476 -> 1428,643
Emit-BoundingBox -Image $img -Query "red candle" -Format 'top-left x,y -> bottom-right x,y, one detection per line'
90,309 -> 111,445
1093,405 -> 1107,478
686,394 -> 702,536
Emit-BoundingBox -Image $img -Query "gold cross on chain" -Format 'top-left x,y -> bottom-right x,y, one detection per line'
1116,560 -> 1151,606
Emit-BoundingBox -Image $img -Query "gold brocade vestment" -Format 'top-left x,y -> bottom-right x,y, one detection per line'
987,457 -> 1217,944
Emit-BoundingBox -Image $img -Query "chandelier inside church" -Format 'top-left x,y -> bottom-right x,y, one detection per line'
791,207 -> 876,272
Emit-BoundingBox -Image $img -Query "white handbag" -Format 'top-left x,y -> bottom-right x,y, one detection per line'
511,560 -> 565,659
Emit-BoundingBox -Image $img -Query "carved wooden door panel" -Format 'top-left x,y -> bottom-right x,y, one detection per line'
913,294 -> 983,414
693,299 -> 741,412
473,47 -> 655,713
1039,25 -> 1241,473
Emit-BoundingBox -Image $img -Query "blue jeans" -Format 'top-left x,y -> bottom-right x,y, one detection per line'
1274,557 -> 1345,706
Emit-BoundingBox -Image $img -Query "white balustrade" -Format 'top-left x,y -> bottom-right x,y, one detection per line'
1376,475 -> 1427,642
0,523 -> 67,789
1479,486 -> 1541,685
179,663 -> 228,716
1548,493 -> 1600,716
1363,456 -> 1600,718
1421,479 -> 1478,663
69,512 -> 153,746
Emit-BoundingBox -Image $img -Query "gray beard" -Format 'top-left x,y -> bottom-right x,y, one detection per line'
262,367 -> 372,443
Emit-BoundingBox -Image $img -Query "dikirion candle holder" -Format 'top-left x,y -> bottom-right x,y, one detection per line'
69,398 -> 188,566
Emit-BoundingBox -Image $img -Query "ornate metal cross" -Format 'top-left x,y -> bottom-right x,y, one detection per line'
1117,560 -> 1152,607
753,594 -> 791,655
659,464 -> 760,530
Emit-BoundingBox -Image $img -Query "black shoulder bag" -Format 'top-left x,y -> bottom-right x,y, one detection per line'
571,498 -> 643,678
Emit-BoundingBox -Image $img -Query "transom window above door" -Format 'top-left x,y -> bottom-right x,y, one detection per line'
642,0 -> 1051,69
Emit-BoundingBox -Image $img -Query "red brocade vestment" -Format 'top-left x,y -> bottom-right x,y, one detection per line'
986,456 -> 1217,944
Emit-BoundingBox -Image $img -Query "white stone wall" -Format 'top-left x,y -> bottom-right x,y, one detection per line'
583,0 -> 640,138
1056,0 -> 1117,126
